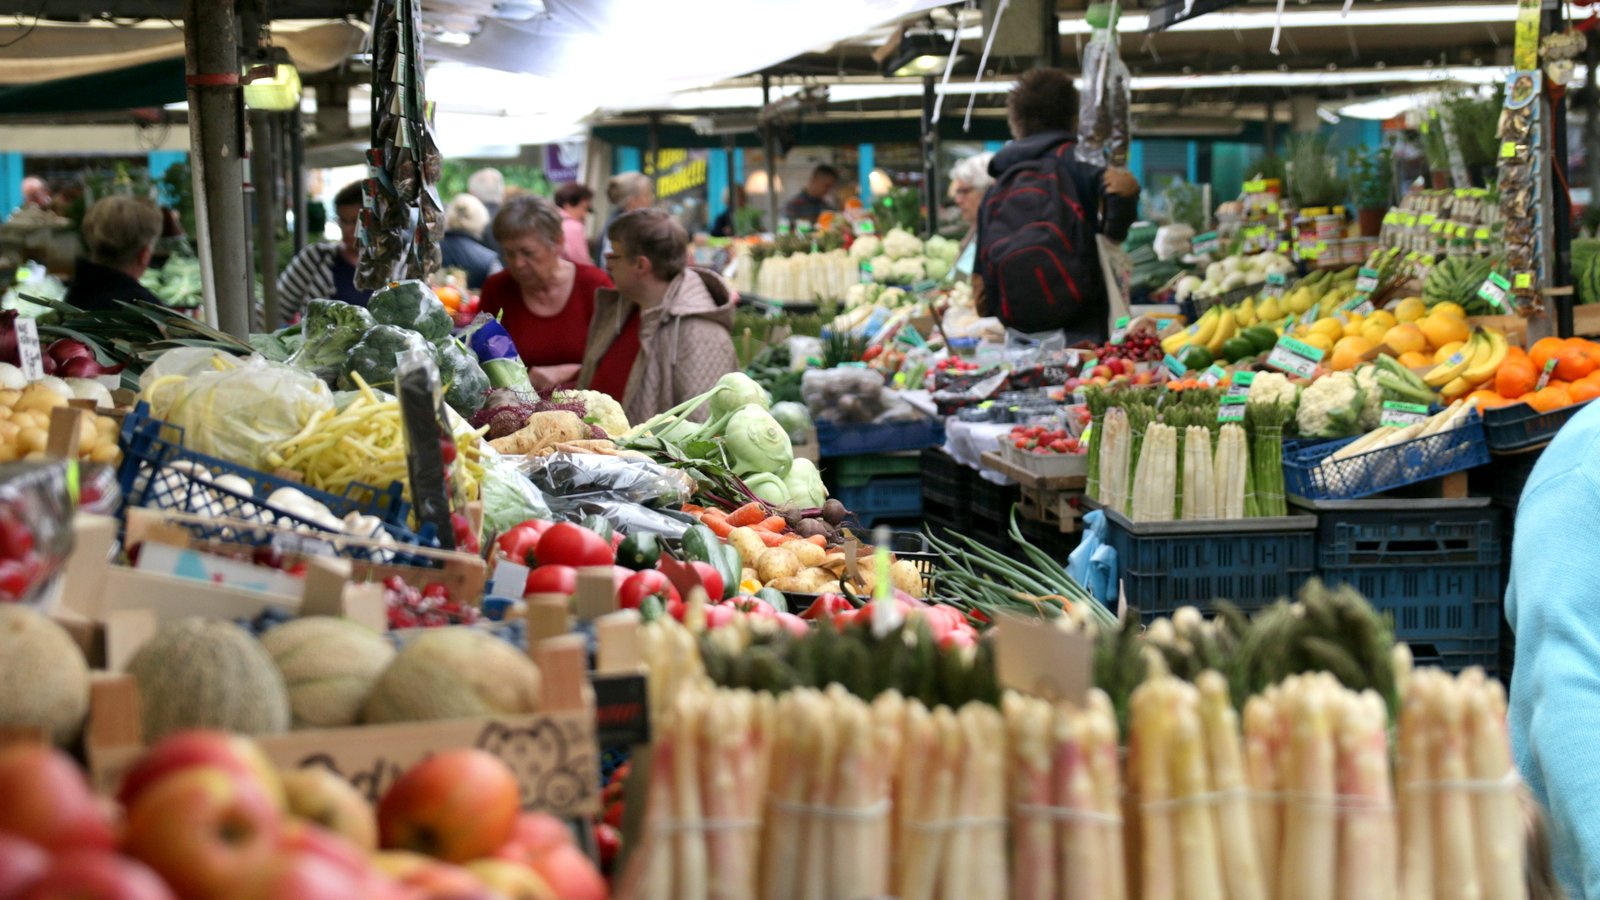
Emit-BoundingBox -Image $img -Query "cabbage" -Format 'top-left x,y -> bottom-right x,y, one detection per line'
925,256 -> 952,281
769,401 -> 813,439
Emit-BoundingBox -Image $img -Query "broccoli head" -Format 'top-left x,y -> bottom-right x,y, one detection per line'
286,299 -> 377,383
338,324 -> 435,392
438,338 -> 491,418
367,280 -> 454,344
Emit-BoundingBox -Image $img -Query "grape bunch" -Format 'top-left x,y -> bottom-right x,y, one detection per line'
383,575 -> 480,629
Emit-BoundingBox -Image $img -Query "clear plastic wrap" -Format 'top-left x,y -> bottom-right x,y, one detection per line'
478,452 -> 552,536
1076,3 -> 1131,168
517,452 -> 696,538
140,352 -> 334,471
800,367 -> 922,424
0,461 -> 77,606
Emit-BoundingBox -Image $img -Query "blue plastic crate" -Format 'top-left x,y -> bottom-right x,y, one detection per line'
1100,508 -> 1318,621
833,475 -> 923,527
1481,399 -> 1592,453
1300,498 -> 1501,569
1282,410 -> 1489,501
1409,635 -> 1501,679
117,404 -> 429,564
816,418 -> 945,457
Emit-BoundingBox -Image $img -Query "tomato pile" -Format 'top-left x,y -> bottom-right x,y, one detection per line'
1010,425 -> 1084,455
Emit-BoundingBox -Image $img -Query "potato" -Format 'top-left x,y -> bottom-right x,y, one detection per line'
728,526 -> 767,569
813,580 -> 842,595
790,540 -> 826,568
741,567 -> 759,585
0,389 -> 19,407
764,575 -> 810,594
89,443 -> 121,464
0,421 -> 18,441
17,427 -> 48,455
890,559 -> 925,599
15,385 -> 65,414
0,445 -> 17,463
756,547 -> 801,584
77,416 -> 97,449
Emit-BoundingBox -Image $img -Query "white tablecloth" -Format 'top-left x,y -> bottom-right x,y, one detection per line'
942,418 -> 1015,485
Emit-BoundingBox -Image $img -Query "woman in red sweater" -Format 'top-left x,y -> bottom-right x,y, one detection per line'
479,195 -> 639,395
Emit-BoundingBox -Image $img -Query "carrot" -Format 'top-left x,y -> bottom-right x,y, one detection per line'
703,516 -> 734,539
755,515 -> 788,532
757,530 -> 789,548
726,502 -> 767,527
806,535 -> 827,548
682,504 -> 706,515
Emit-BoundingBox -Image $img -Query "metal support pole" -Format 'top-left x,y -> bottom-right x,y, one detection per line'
182,0 -> 251,339
1263,99 -> 1277,158
922,75 -> 940,238
1547,5 -> 1573,337
290,107 -> 307,251
251,112 -> 281,329
762,73 -> 780,234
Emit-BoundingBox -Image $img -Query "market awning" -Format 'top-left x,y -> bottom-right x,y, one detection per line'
0,59 -> 185,115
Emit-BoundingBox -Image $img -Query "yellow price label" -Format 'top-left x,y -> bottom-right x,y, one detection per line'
1501,141 -> 1519,158
1514,272 -> 1534,289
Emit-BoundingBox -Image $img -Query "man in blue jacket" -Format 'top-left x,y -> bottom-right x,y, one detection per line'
1508,399 -> 1600,898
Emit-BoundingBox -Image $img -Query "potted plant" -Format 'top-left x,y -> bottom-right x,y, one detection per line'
1348,146 -> 1395,237
1287,134 -> 1349,210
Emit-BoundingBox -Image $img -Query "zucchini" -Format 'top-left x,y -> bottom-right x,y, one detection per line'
756,587 -> 788,613
682,525 -> 738,600
616,533 -> 661,571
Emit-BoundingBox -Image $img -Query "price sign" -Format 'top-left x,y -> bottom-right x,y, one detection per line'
1514,271 -> 1534,290
1193,231 -> 1220,256
1536,357 -> 1557,391
1225,370 -> 1254,400
1162,354 -> 1188,378
1199,365 -> 1226,387
1218,396 -> 1248,423
1380,401 -> 1429,427
1339,293 -> 1375,316
1266,335 -> 1325,378
1262,271 -> 1289,299
1109,315 -> 1130,345
1243,179 -> 1267,193
1283,313 -> 1298,333
1354,267 -> 1381,294
1477,271 -> 1511,311
15,319 -> 42,382
1419,213 -> 1437,226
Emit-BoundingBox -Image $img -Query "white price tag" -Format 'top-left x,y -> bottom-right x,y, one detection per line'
1265,336 -> 1325,379
1477,272 -> 1511,312
1355,267 -> 1381,294
15,318 -> 43,382
1225,370 -> 1255,400
1198,365 -> 1226,387
1218,396 -> 1247,423
1380,401 -> 1429,427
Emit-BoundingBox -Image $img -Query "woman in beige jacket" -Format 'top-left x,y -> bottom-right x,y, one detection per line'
579,208 -> 739,425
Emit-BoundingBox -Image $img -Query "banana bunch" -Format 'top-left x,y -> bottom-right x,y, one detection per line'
1161,304 -> 1238,358
1421,327 -> 1508,399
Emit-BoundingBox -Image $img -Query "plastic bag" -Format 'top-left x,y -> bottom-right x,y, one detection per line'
518,452 -> 694,509
461,315 -> 534,392
0,460 -> 76,606
478,452 -> 551,537
1066,509 -> 1118,606
1076,3 -> 1131,168
140,352 -> 334,471
337,324 -> 436,393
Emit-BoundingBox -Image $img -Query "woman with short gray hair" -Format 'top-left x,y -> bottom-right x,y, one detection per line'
479,194 -> 619,393
948,151 -> 994,281
64,194 -> 163,311
441,193 -> 501,289
599,171 -> 654,260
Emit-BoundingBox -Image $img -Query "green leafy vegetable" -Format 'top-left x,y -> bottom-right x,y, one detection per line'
367,281 -> 453,344
782,457 -> 826,508
436,338 -> 491,417
724,404 -> 793,477
708,371 -> 771,419
337,324 -> 435,393
286,299 -> 376,383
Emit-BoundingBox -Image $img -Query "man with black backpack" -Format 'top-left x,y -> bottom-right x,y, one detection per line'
978,68 -> 1141,342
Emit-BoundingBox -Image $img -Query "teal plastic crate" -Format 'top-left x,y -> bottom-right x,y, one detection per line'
827,452 -> 922,488
833,475 -> 922,527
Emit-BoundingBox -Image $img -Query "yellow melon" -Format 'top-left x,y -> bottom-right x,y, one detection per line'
1331,335 -> 1376,371
1382,323 -> 1428,356
1419,314 -> 1471,350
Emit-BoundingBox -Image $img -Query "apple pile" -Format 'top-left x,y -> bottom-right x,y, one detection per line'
1008,425 -> 1084,455
0,733 -> 606,900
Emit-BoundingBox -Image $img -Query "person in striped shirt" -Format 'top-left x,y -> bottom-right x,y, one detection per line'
275,181 -> 371,325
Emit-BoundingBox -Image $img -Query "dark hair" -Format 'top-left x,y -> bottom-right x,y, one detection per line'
553,183 -> 594,209
811,164 -> 840,182
608,208 -> 687,282
333,181 -> 364,209
1008,68 -> 1078,139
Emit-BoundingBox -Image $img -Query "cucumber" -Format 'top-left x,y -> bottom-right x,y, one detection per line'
756,587 -> 788,613
681,525 -> 738,600
616,533 -> 661,571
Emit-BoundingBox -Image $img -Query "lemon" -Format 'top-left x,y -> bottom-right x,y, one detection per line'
1392,297 -> 1427,323
1431,301 -> 1469,320
1366,309 -> 1397,329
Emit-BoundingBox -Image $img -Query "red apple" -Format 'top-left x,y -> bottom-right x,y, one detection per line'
232,851 -> 363,900
490,813 -> 573,866
123,767 -> 282,899
0,745 -> 114,852
0,833 -> 47,898
275,820 -> 369,878
280,768 -> 377,851
377,750 -> 519,864
465,859 -> 555,900
371,852 -> 495,900
18,849 -> 174,900
117,731 -> 284,812
525,843 -> 607,900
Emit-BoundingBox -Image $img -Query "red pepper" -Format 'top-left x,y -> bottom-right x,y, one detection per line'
495,519 -> 551,566
617,570 -> 681,611
799,592 -> 853,621
524,565 -> 577,596
687,561 -> 724,603
730,596 -> 776,617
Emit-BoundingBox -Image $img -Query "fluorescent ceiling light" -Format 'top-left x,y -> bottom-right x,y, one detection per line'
1052,3 -> 1587,34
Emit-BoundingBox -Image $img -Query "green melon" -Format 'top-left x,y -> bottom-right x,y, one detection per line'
126,618 -> 290,741
0,606 -> 90,746
261,617 -> 395,729
363,628 -> 541,725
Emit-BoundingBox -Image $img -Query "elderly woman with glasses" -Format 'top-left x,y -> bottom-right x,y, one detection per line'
478,194 -> 627,394
947,152 -> 994,282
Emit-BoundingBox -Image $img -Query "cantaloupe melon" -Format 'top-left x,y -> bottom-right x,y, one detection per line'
363,628 -> 540,725
262,617 -> 395,728
126,618 -> 290,740
0,606 -> 90,746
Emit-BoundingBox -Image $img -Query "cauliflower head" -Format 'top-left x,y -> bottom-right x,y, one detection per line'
924,234 -> 960,262
925,256 -> 952,281
889,257 -> 927,284
1246,371 -> 1298,409
848,235 -> 883,261
882,227 -> 925,260
869,256 -> 896,283
1352,364 -> 1385,431
1294,372 -> 1365,439
879,287 -> 909,307
551,389 -> 630,437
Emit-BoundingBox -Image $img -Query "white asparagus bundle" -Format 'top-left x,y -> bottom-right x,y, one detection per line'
798,691 -> 840,900
1331,689 -> 1397,900
1099,406 -> 1132,512
1169,680 -> 1226,900
761,691 -> 815,900
956,703 -> 1009,899
1005,694 -> 1057,900
1181,425 -> 1215,520
1197,672 -> 1268,900
1085,691 -> 1128,900
1462,672 -> 1523,900
1214,424 -> 1248,519
1055,703 -> 1102,900
1277,675 -> 1337,900
895,703 -> 960,900
1243,692 -> 1284,900
1130,423 -> 1177,522
1397,668 -> 1436,900
1427,673 -> 1482,900
1129,674 -> 1177,900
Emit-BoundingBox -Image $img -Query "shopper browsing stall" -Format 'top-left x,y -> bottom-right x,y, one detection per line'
554,182 -> 596,266
598,171 -> 654,261
979,68 -> 1140,341
478,195 -> 614,393
63,194 -> 163,311
783,164 -> 839,224
440,193 -> 502,290
583,208 -> 737,423
276,182 -> 372,324
947,152 -> 993,282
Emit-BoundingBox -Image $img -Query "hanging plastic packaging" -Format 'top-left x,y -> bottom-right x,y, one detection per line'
1076,2 -> 1131,169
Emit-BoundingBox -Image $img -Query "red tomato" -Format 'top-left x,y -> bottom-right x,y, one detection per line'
618,570 -> 680,610
687,561 -> 724,601
524,565 -> 577,596
773,611 -> 810,636
495,521 -> 549,566
703,604 -> 736,629
729,596 -> 776,617
533,523 -> 615,568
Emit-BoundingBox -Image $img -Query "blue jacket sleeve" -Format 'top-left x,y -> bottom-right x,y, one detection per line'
1509,463 -> 1600,899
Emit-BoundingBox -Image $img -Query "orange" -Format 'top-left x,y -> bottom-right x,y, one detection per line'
1526,385 -> 1573,413
1382,323 -> 1427,355
1555,343 -> 1596,381
1530,336 -> 1568,372
1330,335 -> 1376,371
1419,314 -> 1471,350
1397,350 -> 1432,369
1569,378 -> 1600,404
1495,352 -> 1538,399
1466,389 -> 1511,409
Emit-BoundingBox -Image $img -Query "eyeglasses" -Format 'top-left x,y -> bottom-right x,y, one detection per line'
952,186 -> 976,198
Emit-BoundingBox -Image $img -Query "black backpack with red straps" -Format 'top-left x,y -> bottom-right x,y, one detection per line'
977,142 -> 1100,334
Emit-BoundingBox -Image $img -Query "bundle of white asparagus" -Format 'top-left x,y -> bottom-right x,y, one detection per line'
1130,423 -> 1178,522
1213,423 -> 1249,519
1004,690 -> 1126,900
893,700 -> 1008,900
1396,663 -> 1524,900
1097,406 -> 1133,513
1180,425 -> 1216,520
